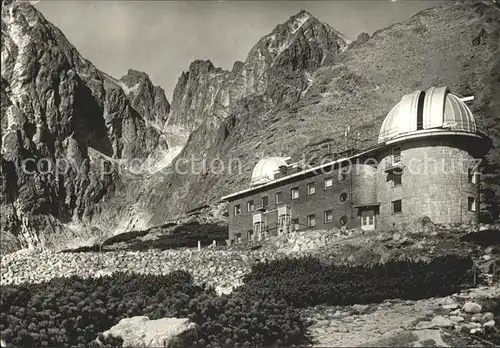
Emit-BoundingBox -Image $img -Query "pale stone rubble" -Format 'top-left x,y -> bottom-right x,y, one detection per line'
1,225 -> 498,347
0,249 -> 282,292
305,286 -> 500,347
1,223 -> 498,290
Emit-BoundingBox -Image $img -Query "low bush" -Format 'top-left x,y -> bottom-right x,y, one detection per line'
240,255 -> 475,307
102,230 -> 150,246
125,222 -> 228,251
60,244 -> 113,253
460,229 -> 500,247
60,222 -> 227,253
0,271 -> 307,348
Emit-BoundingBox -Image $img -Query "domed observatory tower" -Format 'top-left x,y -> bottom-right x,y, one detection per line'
376,86 -> 491,229
250,157 -> 290,186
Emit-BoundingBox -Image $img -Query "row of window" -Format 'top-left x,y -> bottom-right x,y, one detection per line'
234,190 -> 348,216
306,212 -> 348,227
233,177 -> 348,216
390,196 -> 477,214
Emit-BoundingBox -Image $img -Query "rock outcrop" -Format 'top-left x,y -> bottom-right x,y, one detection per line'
166,9 -> 349,149
98,316 -> 198,348
0,0 -> 170,251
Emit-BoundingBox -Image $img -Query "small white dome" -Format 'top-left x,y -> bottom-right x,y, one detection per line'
251,157 -> 289,186
378,87 -> 477,143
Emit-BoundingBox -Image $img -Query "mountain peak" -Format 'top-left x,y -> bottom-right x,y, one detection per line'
290,9 -> 314,21
124,69 -> 150,79
284,9 -> 315,33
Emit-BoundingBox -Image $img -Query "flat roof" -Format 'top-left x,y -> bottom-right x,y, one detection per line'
220,143 -> 384,201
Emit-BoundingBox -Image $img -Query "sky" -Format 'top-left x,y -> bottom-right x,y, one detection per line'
34,0 -> 449,99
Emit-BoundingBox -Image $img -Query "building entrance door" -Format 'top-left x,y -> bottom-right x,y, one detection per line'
361,211 -> 376,231
278,214 -> 291,235
253,213 -> 264,241
253,222 -> 262,241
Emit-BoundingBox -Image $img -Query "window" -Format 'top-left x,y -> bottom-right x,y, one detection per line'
235,233 -> 242,244
275,191 -> 284,204
307,214 -> 316,228
247,230 -> 254,242
361,215 -> 375,226
392,147 -> 402,163
392,200 -> 402,214
324,177 -> 333,190
324,210 -> 333,223
292,218 -> 300,231
307,182 -> 316,195
468,168 -> 478,184
291,187 -> 299,200
416,91 -> 425,130
234,204 -> 241,216
392,173 -> 402,186
339,192 -> 348,202
247,200 -> 255,212
340,216 -> 348,226
468,197 -> 477,212
261,196 -> 268,208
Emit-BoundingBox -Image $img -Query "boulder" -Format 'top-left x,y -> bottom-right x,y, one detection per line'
449,316 -> 465,323
483,320 -> 496,329
352,304 -> 370,314
431,315 -> 454,328
407,216 -> 437,235
462,301 -> 482,314
99,316 -> 198,348
470,327 -> 484,335
481,312 -> 495,323
440,297 -> 459,310
415,321 -> 436,330
471,313 -> 482,322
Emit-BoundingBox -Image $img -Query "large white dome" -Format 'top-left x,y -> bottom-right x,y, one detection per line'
251,157 -> 289,186
378,87 -> 477,143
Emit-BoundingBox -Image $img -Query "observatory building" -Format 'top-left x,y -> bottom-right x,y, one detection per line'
221,87 -> 491,244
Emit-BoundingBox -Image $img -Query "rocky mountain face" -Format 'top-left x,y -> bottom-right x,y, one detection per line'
0,0 -> 170,251
2,0 -> 500,252
100,9 -> 351,232
166,10 -> 349,149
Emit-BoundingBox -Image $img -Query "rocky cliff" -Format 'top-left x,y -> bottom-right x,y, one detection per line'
101,9 -> 351,232
2,0 -> 500,252
166,10 -> 349,149
0,0 -> 170,251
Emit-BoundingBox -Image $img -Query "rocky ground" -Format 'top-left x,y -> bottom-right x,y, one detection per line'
1,223 -> 499,346
2,222 -> 498,290
0,248 -> 259,295
304,286 -> 499,347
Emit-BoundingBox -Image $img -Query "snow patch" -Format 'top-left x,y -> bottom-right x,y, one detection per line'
301,72 -> 314,97
5,6 -> 32,109
4,106 -> 18,130
102,73 -> 141,96
116,80 -> 141,95
291,12 -> 311,33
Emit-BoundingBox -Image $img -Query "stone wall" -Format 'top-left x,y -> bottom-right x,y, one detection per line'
376,136 -> 480,230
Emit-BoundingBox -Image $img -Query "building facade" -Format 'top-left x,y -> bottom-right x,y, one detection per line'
221,87 -> 491,244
